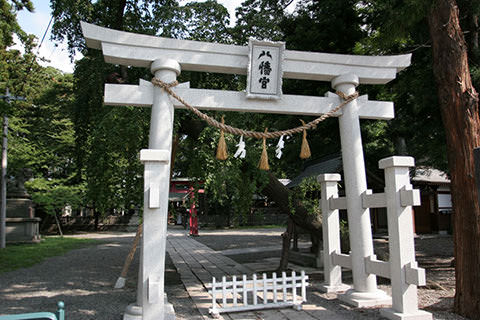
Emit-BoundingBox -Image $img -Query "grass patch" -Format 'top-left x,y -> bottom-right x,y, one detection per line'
0,237 -> 99,274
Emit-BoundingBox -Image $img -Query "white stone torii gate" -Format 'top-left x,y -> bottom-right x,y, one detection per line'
81,22 -> 426,320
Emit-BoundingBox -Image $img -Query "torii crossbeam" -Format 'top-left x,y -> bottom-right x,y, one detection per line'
81,22 -> 413,320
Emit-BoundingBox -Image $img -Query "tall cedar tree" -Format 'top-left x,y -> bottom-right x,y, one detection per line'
428,0 -> 480,317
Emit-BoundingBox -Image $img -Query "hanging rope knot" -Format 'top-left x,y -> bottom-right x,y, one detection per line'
336,91 -> 359,102
299,120 -> 311,159
259,128 -> 270,170
216,116 -> 228,160
151,78 -> 178,90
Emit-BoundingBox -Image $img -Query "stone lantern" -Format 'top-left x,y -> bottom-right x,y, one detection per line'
5,169 -> 40,243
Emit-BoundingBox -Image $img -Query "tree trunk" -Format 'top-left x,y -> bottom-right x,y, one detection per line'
261,172 -> 322,235
111,1 -> 128,82
428,0 -> 480,317
54,213 -> 63,237
277,218 -> 294,271
170,135 -> 180,181
94,209 -> 100,231
112,0 -> 127,31
261,172 -> 322,270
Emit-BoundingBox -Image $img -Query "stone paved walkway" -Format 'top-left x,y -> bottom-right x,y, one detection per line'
167,228 -> 374,320
166,227 -> 464,320
167,230 -> 250,320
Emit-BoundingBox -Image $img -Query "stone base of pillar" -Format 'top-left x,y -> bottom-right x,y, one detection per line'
123,296 -> 176,320
123,303 -> 142,320
380,308 -> 432,320
319,283 -> 350,293
338,288 -> 391,307
164,300 -> 176,320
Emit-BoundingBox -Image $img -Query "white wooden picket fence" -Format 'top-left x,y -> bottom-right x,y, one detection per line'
208,271 -> 309,316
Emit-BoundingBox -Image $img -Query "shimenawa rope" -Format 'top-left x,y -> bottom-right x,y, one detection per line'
151,78 -> 359,139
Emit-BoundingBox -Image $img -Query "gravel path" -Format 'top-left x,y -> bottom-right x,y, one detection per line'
0,233 -> 135,319
0,232 -> 199,320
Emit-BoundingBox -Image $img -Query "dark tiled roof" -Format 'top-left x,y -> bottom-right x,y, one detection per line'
412,167 -> 450,185
287,154 -> 342,188
169,192 -> 189,201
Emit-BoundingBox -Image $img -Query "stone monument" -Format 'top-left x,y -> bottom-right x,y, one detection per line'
5,169 -> 40,243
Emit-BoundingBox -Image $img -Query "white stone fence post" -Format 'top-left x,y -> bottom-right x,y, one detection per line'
317,174 -> 350,293
318,156 -> 432,320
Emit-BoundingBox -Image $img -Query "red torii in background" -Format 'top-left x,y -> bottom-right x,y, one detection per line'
169,179 -> 204,236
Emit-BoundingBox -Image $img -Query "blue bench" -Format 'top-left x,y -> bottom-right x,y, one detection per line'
0,301 -> 65,320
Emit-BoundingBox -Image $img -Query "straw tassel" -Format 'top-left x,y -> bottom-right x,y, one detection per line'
299,120 -> 311,159
258,128 -> 270,170
216,116 -> 228,160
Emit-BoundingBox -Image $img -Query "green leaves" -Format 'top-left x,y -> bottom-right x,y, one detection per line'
282,0 -> 364,53
26,178 -> 85,215
232,0 -> 286,44
178,0 -> 231,43
288,176 -> 321,217
4,68 -> 84,216
8,69 -> 76,175
0,0 -> 33,49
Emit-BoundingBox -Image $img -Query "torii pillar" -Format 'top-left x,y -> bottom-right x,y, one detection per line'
124,58 -> 179,320
333,74 -> 391,306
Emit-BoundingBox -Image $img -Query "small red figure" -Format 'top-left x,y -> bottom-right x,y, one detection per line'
189,189 -> 199,236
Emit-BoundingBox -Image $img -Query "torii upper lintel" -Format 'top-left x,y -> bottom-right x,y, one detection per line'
81,22 -> 411,85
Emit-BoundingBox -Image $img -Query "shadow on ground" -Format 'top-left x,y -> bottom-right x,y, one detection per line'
0,234 -> 200,320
